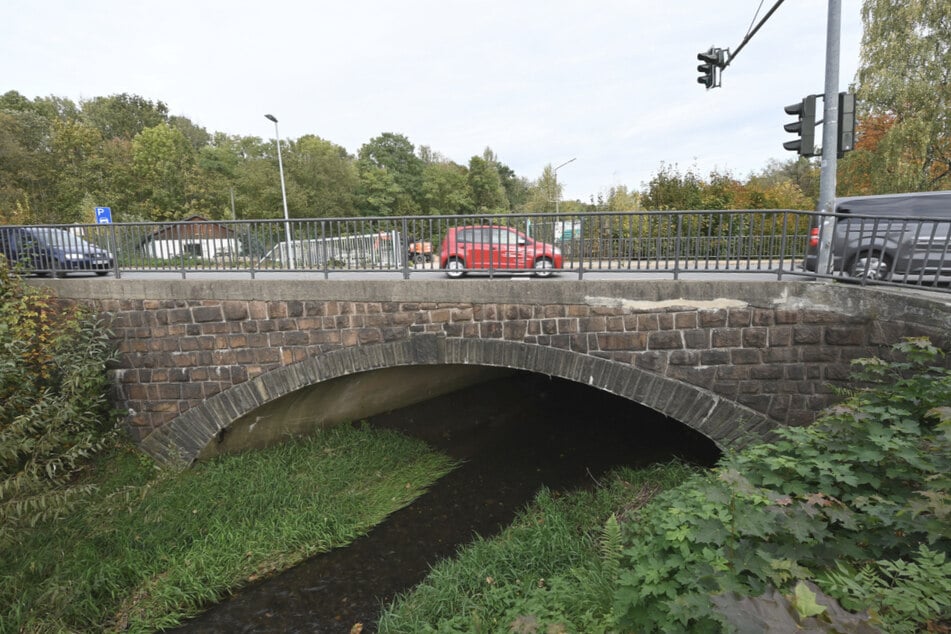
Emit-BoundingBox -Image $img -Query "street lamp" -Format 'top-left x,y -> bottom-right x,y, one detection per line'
264,114 -> 294,267
553,157 -> 576,214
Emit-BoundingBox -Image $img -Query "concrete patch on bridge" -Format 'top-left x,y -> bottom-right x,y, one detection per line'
585,296 -> 749,312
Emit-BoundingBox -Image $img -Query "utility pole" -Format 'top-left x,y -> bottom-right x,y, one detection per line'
816,0 -> 842,275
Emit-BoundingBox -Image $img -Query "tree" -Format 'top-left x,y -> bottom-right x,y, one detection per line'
602,185 -> 640,211
286,135 -> 358,217
82,93 -> 169,141
522,164 -> 559,214
357,133 -> 424,214
640,163 -> 704,211
0,110 -> 47,223
751,158 -> 820,206
357,165 -> 404,216
169,115 -> 211,152
421,160 -> 473,216
849,0 -> 951,192
496,160 -> 530,211
93,137 -> 137,222
467,154 -> 507,213
46,118 -> 105,223
131,123 -> 195,220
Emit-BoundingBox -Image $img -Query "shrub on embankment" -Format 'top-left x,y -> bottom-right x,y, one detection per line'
0,259 -> 119,548
614,338 -> 951,632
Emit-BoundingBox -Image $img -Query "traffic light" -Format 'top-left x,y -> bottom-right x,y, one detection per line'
697,48 -> 721,89
783,95 -> 817,157
837,91 -> 856,157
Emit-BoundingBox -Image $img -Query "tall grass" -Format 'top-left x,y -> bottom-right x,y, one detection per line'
0,424 -> 456,633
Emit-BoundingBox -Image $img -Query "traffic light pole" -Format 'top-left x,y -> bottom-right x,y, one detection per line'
816,0 -> 842,275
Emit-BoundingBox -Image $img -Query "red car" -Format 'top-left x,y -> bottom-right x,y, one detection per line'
439,225 -> 563,278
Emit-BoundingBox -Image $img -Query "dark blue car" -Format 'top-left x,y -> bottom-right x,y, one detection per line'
0,226 -> 115,277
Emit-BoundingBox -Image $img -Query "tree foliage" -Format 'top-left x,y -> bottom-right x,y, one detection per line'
81,93 -> 168,141
131,123 -> 196,220
0,88 -> 828,224
0,259 -> 119,547
640,163 -> 816,212
846,0 -> 951,193
467,153 -> 508,213
287,135 -> 358,217
421,160 -> 473,215
357,133 -> 424,215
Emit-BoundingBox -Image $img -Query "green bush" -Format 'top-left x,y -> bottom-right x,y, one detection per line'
0,260 -> 119,547
613,338 -> 951,632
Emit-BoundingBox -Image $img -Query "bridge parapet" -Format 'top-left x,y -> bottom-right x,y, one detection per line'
40,279 -> 951,463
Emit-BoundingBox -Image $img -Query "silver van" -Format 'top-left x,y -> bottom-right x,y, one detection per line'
802,191 -> 951,283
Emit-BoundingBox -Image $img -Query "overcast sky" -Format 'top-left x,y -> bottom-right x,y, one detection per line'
2,0 -> 863,201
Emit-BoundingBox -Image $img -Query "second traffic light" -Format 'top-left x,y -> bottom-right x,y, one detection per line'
783,95 -> 817,157
837,92 -> 856,158
697,48 -> 723,89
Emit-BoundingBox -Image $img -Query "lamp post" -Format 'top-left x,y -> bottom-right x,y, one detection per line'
553,157 -> 576,214
264,114 -> 293,267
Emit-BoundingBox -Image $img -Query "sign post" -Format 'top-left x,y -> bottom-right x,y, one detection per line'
94,206 -> 119,277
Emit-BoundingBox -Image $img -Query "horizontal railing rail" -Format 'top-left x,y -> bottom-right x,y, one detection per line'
2,209 -> 948,293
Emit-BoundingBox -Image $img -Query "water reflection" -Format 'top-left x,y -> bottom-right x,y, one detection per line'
167,373 -> 719,633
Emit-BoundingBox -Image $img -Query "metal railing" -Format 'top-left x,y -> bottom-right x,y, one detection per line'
2,210 -> 949,293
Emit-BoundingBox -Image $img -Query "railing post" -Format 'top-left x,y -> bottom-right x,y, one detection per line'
777,210 -> 789,281
401,216 -> 411,280
321,220 -> 330,280
673,214 -> 683,280
246,223 -> 256,279
177,223 -> 187,279
577,218 -> 584,280
109,221 -> 121,279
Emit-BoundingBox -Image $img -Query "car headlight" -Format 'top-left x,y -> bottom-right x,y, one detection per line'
64,252 -> 85,261
553,247 -> 562,255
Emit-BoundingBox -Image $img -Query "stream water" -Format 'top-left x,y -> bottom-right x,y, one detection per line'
166,372 -> 720,633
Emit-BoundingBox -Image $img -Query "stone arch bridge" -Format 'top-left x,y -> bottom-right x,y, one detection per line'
43,279 -> 951,465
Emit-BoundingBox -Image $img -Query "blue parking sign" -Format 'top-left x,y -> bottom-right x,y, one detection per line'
95,206 -> 112,224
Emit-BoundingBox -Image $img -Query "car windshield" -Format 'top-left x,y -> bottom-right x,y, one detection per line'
26,228 -> 98,250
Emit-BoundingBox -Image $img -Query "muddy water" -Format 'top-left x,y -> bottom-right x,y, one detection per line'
167,373 -> 719,633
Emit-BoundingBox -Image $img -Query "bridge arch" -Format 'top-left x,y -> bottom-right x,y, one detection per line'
38,278 -> 951,466
140,333 -> 773,465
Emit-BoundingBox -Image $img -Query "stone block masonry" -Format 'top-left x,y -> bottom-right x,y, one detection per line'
40,278 -> 951,462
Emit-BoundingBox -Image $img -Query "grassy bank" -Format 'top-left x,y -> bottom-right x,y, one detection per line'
377,462 -> 699,633
0,424 -> 457,633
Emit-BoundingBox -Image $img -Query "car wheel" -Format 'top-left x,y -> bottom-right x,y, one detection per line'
95,271 -> 110,276
849,252 -> 891,281
533,257 -> 554,277
445,257 -> 466,278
